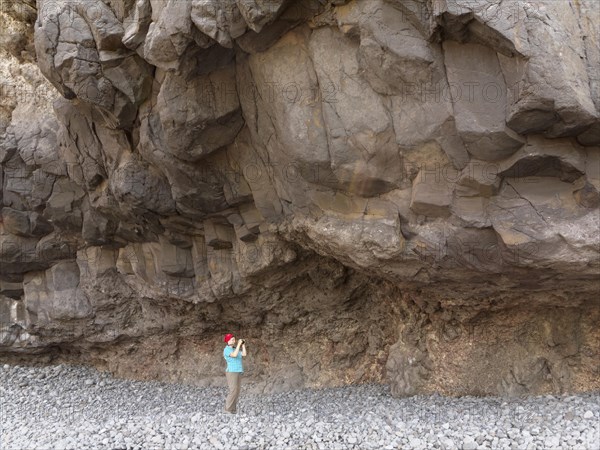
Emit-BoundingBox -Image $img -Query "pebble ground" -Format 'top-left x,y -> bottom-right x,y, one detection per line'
1,364 -> 598,449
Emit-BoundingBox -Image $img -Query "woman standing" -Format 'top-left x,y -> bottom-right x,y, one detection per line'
223,333 -> 246,414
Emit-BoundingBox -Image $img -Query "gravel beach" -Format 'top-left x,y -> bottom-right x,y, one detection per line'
1,364 -> 598,450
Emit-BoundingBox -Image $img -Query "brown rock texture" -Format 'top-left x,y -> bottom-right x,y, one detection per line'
1,0 -> 599,396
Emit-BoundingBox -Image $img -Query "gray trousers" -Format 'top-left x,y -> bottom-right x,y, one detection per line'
225,372 -> 242,413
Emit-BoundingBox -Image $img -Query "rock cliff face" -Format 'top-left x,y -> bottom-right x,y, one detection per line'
1,0 -> 599,396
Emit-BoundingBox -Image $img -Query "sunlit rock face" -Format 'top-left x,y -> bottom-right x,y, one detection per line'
1,0 -> 599,396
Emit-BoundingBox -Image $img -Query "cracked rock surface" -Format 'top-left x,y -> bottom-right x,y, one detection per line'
0,0 -> 599,396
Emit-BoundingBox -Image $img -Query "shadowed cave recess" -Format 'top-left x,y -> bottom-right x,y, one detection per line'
0,0 -> 599,397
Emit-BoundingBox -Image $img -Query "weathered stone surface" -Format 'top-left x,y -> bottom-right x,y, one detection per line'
23,260 -> 91,323
236,0 -> 289,33
456,159 -> 500,198
224,128 -> 283,222
142,0 -> 214,70
0,278 -> 24,299
235,231 -> 296,278
309,26 -> 402,196
47,260 -> 92,319
109,153 -> 176,215
1,208 -> 53,238
191,0 -> 247,48
34,0 -> 152,127
451,195 -> 491,228
410,167 -> 457,218
235,14 -> 301,54
0,228 -> 42,275
138,108 -> 229,218
43,177 -> 85,231
289,211 -> 405,270
443,41 -> 525,161
156,64 -> 243,161
12,111 -> 64,175
488,177 -> 599,271
157,236 -> 195,278
122,0 -> 152,51
496,136 -> 586,183
1,208 -> 31,237
501,1 -> 598,138
204,219 -> 234,250
387,337 -> 431,397
0,0 -> 598,398
240,27 -> 332,191
357,0 -> 434,95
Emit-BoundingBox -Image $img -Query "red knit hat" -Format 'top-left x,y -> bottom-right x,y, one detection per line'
224,333 -> 234,343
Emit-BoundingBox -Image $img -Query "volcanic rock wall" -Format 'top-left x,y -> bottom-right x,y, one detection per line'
1,0 -> 599,396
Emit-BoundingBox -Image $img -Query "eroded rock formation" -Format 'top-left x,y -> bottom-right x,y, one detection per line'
1,0 -> 599,396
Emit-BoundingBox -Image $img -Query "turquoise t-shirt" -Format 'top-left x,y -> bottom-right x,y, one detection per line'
223,346 -> 243,373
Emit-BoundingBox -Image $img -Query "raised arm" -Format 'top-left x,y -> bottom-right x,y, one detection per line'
231,340 -> 243,357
